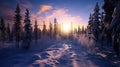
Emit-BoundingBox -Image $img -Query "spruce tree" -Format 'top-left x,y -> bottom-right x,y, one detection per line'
87,13 -> 93,34
101,0 -> 116,42
42,21 -> 47,36
54,18 -> 58,38
6,23 -> 11,42
34,19 -> 38,43
92,2 -> 101,40
49,22 -> 53,38
0,17 -> 6,42
13,4 -> 22,48
23,9 -> 32,49
38,28 -> 41,39
78,25 -> 81,34
108,0 -> 120,56
82,26 -> 84,34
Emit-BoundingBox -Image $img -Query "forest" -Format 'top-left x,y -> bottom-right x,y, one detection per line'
0,0 -> 120,67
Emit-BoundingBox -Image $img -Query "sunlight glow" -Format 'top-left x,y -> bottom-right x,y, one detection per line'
62,23 -> 71,33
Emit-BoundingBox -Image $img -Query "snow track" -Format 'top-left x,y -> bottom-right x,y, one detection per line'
0,38 -> 119,67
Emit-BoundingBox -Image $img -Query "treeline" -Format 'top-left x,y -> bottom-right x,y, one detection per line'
0,4 -> 86,49
87,0 -> 120,56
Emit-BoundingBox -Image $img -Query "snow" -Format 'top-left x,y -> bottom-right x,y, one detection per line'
0,35 -> 119,67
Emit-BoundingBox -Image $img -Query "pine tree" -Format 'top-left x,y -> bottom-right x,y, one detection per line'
6,23 -> 11,42
108,0 -> 120,56
54,18 -> 58,38
22,9 -> 32,49
101,0 -> 116,42
49,22 -> 53,38
42,21 -> 47,36
34,19 -> 38,43
13,4 -> 22,48
87,13 -> 93,34
82,26 -> 85,34
92,2 -> 101,40
69,22 -> 73,39
38,28 -> 41,39
78,25 -> 81,34
0,17 -> 6,42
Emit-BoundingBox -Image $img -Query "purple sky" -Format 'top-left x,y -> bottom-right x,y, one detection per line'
0,0 -> 103,28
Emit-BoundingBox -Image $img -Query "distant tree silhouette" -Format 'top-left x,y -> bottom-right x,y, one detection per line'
77,25 -> 81,35
82,26 -> 85,34
42,21 -> 47,36
0,17 -> 6,43
22,9 -> 32,49
13,4 -> 22,48
53,18 -> 58,38
6,23 -> 11,42
38,28 -> 41,39
49,22 -> 53,38
70,22 -> 73,38
33,19 -> 38,43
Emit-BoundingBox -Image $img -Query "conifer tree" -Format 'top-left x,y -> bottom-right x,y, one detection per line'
42,21 -> 47,36
82,26 -> 85,34
101,0 -> 116,42
34,19 -> 38,43
49,22 -> 53,38
92,2 -> 101,40
54,18 -> 58,38
23,9 -> 32,49
87,13 -> 93,34
107,0 -> 120,56
13,4 -> 22,48
0,17 -> 6,42
6,23 -> 11,42
38,28 -> 41,39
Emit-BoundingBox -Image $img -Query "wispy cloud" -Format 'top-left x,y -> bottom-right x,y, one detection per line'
31,6 -> 85,29
45,8 -> 83,26
37,5 -> 53,15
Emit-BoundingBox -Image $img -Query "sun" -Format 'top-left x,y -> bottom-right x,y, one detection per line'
62,23 -> 71,33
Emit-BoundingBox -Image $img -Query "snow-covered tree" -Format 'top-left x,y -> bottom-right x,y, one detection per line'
87,13 -> 93,35
33,19 -> 38,43
107,0 -> 120,56
0,17 -> 6,42
22,9 -> 32,49
13,4 -> 22,48
92,2 -> 101,40
100,0 -> 116,42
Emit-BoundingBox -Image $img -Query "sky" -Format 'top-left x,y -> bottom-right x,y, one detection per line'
0,0 -> 103,28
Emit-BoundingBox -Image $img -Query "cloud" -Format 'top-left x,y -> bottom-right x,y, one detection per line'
32,7 -> 86,29
37,5 -> 53,14
44,8 -> 83,27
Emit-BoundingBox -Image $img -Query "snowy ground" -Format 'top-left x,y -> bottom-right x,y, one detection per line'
0,35 -> 120,67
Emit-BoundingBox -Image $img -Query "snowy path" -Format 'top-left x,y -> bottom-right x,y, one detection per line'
0,38 -> 118,67
31,40 -> 116,67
